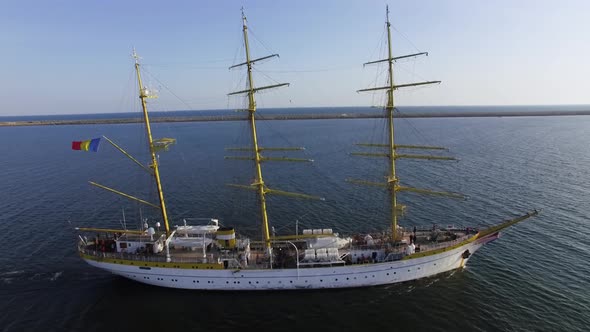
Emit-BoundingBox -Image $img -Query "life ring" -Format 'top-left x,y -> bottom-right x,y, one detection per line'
462,250 -> 471,259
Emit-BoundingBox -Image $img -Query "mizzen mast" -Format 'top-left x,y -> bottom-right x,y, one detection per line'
132,49 -> 171,238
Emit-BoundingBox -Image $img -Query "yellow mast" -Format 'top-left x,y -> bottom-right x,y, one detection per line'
384,6 -> 400,241
228,9 -> 321,261
241,10 -> 272,253
132,50 -> 171,238
354,6 -> 451,242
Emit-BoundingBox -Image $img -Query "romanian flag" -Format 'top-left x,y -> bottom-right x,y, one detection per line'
72,138 -> 101,152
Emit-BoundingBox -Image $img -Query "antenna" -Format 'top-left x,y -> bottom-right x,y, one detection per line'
132,47 -> 141,64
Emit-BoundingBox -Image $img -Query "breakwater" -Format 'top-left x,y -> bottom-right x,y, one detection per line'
2,110 -> 590,127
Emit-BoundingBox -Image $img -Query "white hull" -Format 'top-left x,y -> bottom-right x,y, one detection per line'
83,234 -> 496,290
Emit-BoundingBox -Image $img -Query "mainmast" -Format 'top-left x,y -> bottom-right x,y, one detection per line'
227,9 -> 320,259
132,50 -> 171,238
353,6 -> 461,242
385,6 -> 400,241
241,11 -> 272,253
227,9 -> 289,255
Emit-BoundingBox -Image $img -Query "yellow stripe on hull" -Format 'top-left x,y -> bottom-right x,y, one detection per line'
80,253 -> 224,270
402,233 -> 479,260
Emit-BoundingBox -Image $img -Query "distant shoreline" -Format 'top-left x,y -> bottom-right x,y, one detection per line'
2,110 -> 590,127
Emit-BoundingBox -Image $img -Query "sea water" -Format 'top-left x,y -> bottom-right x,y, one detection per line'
0,107 -> 589,331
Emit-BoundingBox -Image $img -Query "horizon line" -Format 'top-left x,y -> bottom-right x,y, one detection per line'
2,103 -> 590,118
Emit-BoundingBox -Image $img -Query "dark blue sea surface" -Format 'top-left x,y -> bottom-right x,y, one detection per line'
0,106 -> 589,331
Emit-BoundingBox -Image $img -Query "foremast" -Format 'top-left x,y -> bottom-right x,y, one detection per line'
354,6 -> 458,242
132,50 -> 171,238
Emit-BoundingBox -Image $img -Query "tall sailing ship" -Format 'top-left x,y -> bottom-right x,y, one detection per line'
76,8 -> 538,290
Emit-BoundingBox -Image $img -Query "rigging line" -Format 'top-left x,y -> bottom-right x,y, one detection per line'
366,23 -> 388,62
180,100 -> 228,107
262,65 -> 358,73
182,96 -> 229,102
366,67 -> 389,90
248,26 -> 276,56
145,59 -> 237,65
255,112 -> 306,155
146,65 -> 228,70
412,57 -> 417,83
116,68 -> 136,115
379,23 -> 388,62
228,72 -> 248,98
252,68 -> 283,86
394,61 -> 430,82
361,29 -> 387,103
146,70 -> 193,110
365,66 -> 389,107
373,89 -> 389,112
142,67 -> 195,111
391,25 -> 422,53
367,63 -> 382,107
394,108 -> 441,151
361,61 -> 388,93
379,80 -> 389,108
229,43 -> 245,70
232,72 -> 247,92
273,223 -> 294,233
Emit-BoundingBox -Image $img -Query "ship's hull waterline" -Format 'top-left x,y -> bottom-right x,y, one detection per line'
81,233 -> 498,290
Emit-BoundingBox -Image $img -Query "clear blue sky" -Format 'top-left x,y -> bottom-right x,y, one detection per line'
1,0 -> 588,115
